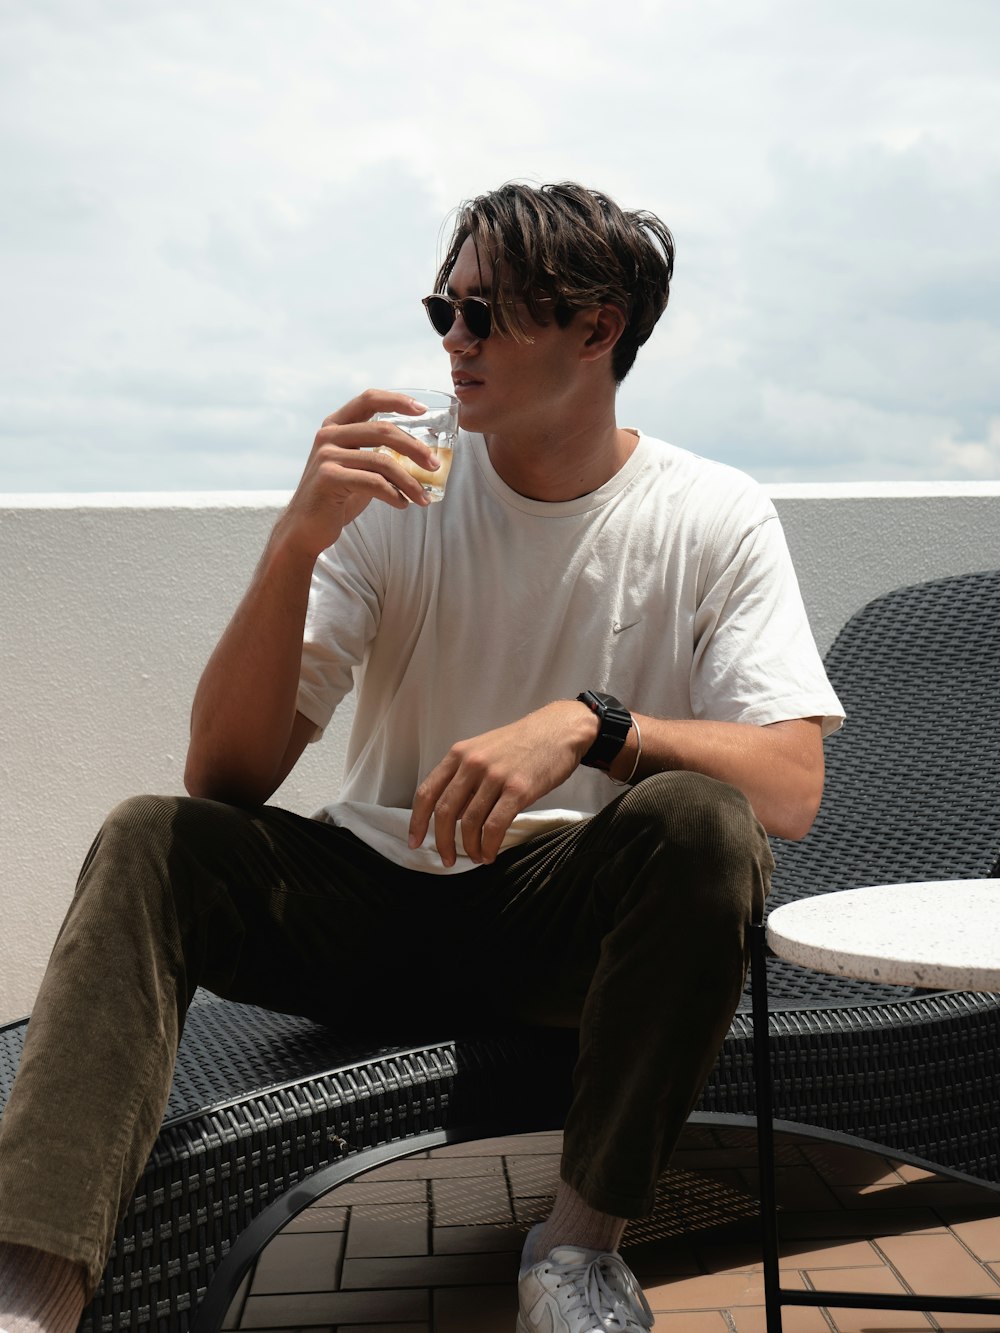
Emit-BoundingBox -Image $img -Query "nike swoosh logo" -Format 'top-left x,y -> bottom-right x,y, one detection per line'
613,619 -> 641,634
521,1303 -> 557,1333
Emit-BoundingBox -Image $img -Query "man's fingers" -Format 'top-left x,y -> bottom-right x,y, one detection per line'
409,756 -> 459,849
459,772 -> 532,865
308,436 -> 430,508
473,784 -> 531,865
311,417 -> 440,487
432,778 -> 479,868
324,388 -> 427,428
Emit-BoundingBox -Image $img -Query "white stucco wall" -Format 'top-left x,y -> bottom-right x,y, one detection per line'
2,482 -> 999,1023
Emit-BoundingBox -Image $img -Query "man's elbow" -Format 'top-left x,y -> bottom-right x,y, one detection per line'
183,750 -> 265,807
183,752 -> 224,802
773,772 -> 824,842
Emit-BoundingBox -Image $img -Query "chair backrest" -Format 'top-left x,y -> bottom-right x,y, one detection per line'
769,568 -> 1000,910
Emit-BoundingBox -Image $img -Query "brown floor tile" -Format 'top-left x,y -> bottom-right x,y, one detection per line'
512,1195 -> 552,1226
220,1270 -> 251,1329
325,1179 -> 428,1207
361,1155 -> 504,1180
338,1326 -> 429,1332
837,1180 -> 1000,1211
730,1301 -> 830,1332
228,1126 -> 1000,1333
807,1266 -> 934,1331
677,1125 -> 726,1148
626,1241 -> 704,1282
239,1287 -> 428,1327
249,1230 -> 344,1295
692,1166 -> 758,1203
431,1174 -> 513,1226
644,1267 -> 810,1311
341,1250 -> 519,1291
432,1223 -> 526,1255
778,1208 -> 947,1239
345,1203 -> 430,1259
504,1152 -> 561,1200
429,1132 -> 560,1158
741,1164 -> 842,1211
673,1142 -> 806,1171
695,1235 -> 883,1275
280,1204 -> 348,1232
800,1142 -> 908,1188
432,1282 -> 517,1332
895,1163 -> 940,1182
878,1231 -> 1000,1297
950,1215 -> 1000,1263
651,1312 -> 730,1331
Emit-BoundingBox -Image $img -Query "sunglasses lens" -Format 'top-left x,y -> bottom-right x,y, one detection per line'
425,297 -> 455,337
423,295 -> 493,340
463,299 -> 492,340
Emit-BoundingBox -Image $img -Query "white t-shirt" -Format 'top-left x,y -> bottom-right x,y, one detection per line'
297,429 -> 844,872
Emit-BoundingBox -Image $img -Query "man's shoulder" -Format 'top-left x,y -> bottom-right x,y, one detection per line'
633,432 -> 775,520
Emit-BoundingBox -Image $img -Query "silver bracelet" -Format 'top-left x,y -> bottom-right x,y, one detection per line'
609,716 -> 642,786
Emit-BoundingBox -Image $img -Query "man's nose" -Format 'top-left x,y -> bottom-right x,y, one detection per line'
442,313 -> 480,355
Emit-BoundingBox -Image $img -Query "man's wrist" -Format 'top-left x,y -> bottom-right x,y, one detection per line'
577,691 -> 633,772
564,697 -> 601,758
608,716 -> 643,785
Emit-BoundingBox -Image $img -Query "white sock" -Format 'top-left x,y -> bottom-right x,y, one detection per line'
524,1180 -> 627,1265
0,1243 -> 86,1333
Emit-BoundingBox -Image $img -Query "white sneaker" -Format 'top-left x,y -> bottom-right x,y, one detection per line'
516,1225 -> 654,1332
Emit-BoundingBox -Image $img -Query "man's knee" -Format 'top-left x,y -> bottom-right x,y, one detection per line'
77,793 -> 225,920
604,771 -> 771,923
615,771 -> 763,855
99,793 -> 182,841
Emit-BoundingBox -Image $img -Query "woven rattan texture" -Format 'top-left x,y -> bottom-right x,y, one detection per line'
752,567 -> 1000,1010
1,570 -> 998,1332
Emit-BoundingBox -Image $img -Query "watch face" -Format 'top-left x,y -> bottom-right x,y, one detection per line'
594,693 -> 622,710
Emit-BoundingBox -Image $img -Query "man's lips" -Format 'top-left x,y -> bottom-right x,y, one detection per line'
452,372 -> 483,389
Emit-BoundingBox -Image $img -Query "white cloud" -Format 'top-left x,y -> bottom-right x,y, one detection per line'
937,419 -> 1000,478
1,0 -> 998,489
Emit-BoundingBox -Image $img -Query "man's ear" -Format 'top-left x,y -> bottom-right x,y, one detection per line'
579,304 -> 626,364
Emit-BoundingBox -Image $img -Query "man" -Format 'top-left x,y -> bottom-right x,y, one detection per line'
0,181 -> 843,1333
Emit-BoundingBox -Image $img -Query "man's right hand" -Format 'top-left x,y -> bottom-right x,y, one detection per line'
276,389 -> 442,559
186,389 -> 441,806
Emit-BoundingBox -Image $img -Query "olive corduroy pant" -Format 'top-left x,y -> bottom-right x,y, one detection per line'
0,770 -> 772,1297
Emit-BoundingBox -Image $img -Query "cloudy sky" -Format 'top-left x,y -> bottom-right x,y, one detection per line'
2,0 -> 998,492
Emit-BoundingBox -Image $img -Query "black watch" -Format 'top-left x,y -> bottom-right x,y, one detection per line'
577,691 -> 633,773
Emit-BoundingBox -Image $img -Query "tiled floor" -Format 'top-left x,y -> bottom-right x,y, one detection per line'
220,1124 -> 1000,1332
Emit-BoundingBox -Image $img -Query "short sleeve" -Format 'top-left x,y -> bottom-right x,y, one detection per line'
691,513 -> 844,736
296,521 -> 386,739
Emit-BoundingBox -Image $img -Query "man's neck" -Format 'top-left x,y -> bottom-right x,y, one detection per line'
485,412 -> 639,503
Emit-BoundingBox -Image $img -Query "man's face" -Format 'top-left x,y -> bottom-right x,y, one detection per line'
440,238 -> 585,437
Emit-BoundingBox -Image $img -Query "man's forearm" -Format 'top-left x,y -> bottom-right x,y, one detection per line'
607,713 -> 825,840
185,528 -> 318,806
184,390 -> 448,806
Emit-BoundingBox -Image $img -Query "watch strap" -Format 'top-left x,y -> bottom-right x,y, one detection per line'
578,691 -> 633,773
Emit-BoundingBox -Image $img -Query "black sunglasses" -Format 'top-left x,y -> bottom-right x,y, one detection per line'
422,294 -> 495,341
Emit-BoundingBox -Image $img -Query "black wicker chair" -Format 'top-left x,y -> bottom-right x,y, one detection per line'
1,568 -> 999,1333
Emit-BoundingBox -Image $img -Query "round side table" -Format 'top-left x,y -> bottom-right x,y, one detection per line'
751,879 -> 1000,1332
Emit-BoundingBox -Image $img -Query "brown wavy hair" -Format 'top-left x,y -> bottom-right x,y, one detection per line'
433,181 -> 674,384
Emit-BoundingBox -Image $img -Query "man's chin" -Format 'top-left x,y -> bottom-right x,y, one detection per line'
457,403 -> 488,434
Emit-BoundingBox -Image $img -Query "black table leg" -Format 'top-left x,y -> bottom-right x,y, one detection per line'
751,919 -> 783,1333
749,919 -> 1000,1328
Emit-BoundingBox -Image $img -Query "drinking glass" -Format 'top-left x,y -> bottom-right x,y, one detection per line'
374,389 -> 459,503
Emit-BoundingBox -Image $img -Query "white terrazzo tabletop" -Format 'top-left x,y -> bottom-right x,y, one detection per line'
766,880 -> 1000,991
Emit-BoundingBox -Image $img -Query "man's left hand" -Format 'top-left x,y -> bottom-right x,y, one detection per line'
408,700 -> 599,868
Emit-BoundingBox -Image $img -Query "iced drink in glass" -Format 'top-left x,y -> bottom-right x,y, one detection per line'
374,390 -> 459,502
